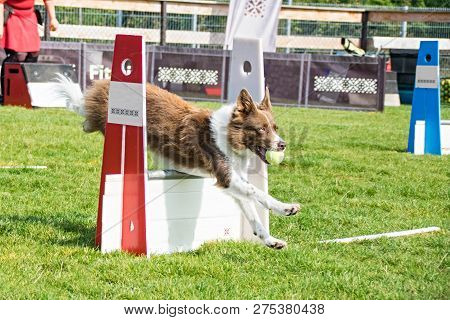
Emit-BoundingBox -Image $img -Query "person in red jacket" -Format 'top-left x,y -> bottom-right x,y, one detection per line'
0,0 -> 59,98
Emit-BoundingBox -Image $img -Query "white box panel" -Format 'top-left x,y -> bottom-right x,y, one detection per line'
414,120 -> 450,155
101,171 -> 255,255
101,195 -> 123,253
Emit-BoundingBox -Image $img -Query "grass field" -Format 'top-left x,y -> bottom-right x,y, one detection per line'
0,104 -> 448,299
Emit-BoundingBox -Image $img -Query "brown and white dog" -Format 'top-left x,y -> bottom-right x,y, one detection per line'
56,78 -> 300,249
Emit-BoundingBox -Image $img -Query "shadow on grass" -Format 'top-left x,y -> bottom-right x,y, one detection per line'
0,213 -> 96,248
344,141 -> 407,153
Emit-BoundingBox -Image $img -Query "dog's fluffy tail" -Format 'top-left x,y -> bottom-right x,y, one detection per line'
53,73 -> 85,116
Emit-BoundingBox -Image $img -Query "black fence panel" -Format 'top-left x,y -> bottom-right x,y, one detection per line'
39,42 -> 83,87
150,46 -> 225,102
302,54 -> 385,111
82,43 -> 114,90
264,53 -> 303,106
39,41 -> 385,111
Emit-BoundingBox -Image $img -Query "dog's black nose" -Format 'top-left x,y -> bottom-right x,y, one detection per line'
278,141 -> 286,151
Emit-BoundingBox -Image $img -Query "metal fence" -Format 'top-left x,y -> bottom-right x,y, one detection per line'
42,5 -> 450,45
40,41 -> 386,111
34,0 -> 450,52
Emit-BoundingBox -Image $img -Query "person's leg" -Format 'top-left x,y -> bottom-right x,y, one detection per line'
24,51 -> 39,63
1,49 -> 19,98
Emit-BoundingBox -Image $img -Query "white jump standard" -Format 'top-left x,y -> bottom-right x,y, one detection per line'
227,37 -> 270,243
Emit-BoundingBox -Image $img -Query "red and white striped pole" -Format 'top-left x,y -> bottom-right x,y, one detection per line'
96,35 -> 148,255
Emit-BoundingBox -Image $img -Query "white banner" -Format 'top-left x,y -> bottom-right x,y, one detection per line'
0,300 -> 447,320
224,0 -> 282,52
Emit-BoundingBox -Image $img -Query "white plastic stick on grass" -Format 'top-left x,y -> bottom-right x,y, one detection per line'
320,227 -> 441,244
0,166 -> 47,169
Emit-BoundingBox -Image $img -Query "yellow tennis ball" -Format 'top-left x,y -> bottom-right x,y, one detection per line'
265,150 -> 285,165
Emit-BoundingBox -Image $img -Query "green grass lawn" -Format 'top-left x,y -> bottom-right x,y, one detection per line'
0,104 -> 448,299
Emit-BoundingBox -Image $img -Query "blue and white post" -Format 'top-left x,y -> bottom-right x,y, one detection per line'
407,41 -> 442,155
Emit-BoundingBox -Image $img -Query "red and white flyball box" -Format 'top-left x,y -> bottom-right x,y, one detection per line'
97,35 -> 260,256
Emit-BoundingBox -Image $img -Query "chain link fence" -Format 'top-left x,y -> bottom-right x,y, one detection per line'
47,10 -> 450,42
37,3 -> 450,48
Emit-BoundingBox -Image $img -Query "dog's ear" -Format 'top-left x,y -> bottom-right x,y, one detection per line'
259,86 -> 272,111
236,89 -> 257,114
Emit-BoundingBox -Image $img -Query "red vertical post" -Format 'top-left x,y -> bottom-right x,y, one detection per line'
96,35 -> 148,255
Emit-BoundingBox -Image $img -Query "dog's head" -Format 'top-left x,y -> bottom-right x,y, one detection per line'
228,88 -> 285,164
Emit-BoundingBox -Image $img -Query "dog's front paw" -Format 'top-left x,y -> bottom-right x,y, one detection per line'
264,237 -> 287,250
284,203 -> 300,216
272,203 -> 301,216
